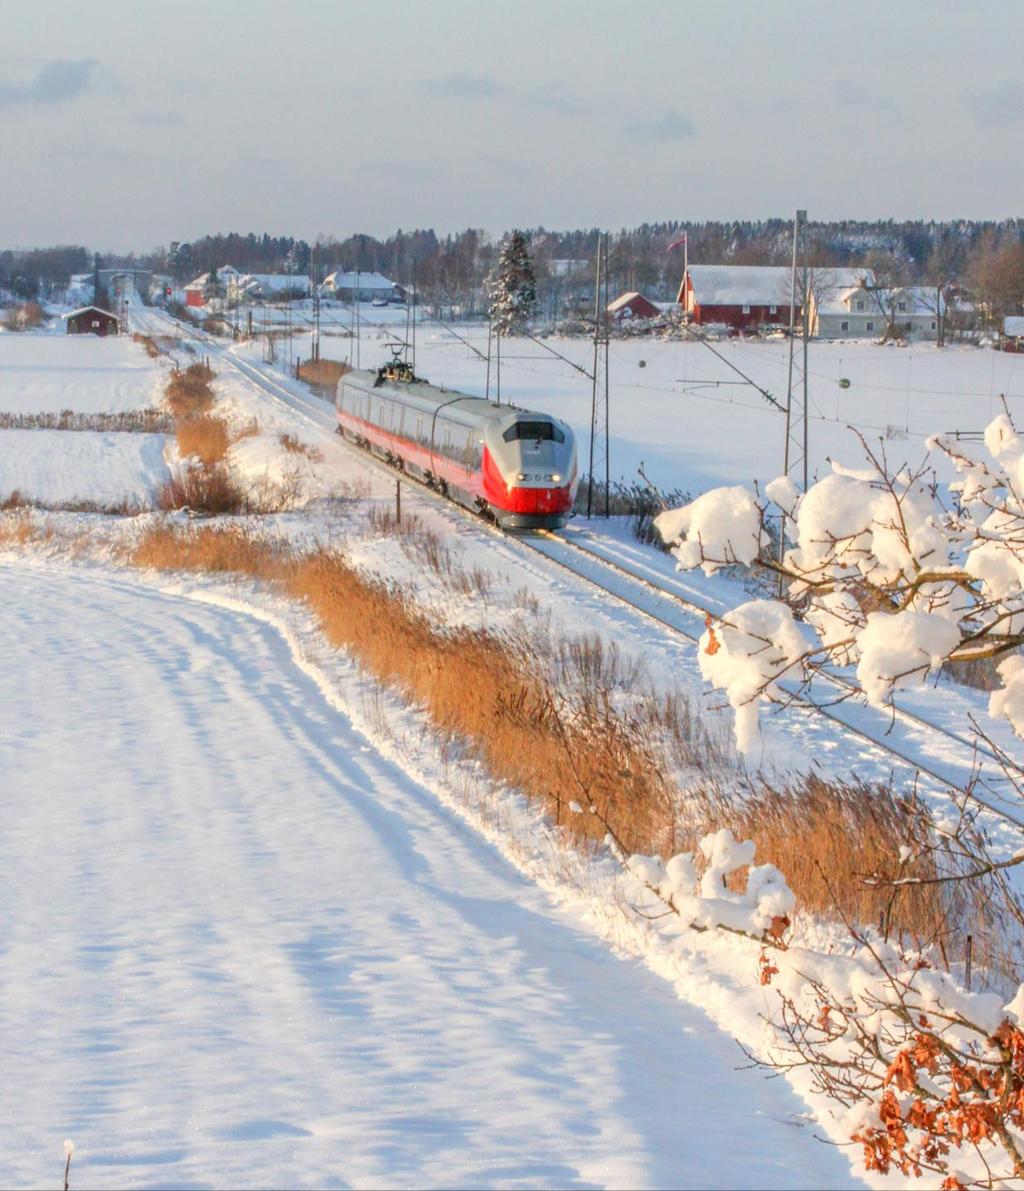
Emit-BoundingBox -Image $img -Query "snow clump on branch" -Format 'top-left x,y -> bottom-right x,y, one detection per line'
653,486 -> 762,576
657,413 -> 1024,747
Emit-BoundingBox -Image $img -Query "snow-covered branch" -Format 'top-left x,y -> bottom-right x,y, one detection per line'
655,413 -> 1024,755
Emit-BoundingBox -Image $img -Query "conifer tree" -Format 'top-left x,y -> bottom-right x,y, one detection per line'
487,230 -> 537,335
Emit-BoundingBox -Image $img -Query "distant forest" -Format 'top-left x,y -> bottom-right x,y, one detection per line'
4,217 -> 1024,320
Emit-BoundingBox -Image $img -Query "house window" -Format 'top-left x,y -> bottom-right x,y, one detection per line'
856,300 -> 865,311
898,301 -> 907,312
841,320 -> 849,331
931,321 -> 937,330
769,304 -> 777,314
866,321 -> 875,331
742,304 -> 751,314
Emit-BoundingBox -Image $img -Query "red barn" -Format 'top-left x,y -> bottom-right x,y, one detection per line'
607,291 -> 662,321
677,266 -> 799,330
63,306 -> 120,336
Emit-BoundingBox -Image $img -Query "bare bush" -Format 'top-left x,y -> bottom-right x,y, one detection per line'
297,358 -> 350,388
278,433 -> 323,462
1,302 -> 46,331
165,364 -> 215,419
176,416 -> 230,466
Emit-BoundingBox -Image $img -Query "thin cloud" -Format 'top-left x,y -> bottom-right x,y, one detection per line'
0,58 -> 98,104
626,109 -> 695,141
965,80 -> 1024,126
137,110 -> 186,128
421,73 -> 507,100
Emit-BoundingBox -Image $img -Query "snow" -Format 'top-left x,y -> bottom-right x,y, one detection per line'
855,609 -> 962,708
0,560 -> 856,1190
0,429 -> 170,506
698,600 -> 815,754
0,333 -> 166,414
653,485 -> 762,575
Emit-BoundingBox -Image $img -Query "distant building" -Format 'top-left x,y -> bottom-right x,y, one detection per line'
607,292 -> 662,320
813,281 -> 942,340
1002,316 -> 1024,352
183,265 -> 241,307
229,273 -> 311,302
320,270 -> 404,302
677,266 -> 799,330
63,306 -> 120,337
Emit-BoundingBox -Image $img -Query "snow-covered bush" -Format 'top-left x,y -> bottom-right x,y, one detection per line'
656,417 -> 1024,754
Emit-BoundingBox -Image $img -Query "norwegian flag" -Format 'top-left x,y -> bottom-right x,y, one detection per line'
665,231 -> 688,253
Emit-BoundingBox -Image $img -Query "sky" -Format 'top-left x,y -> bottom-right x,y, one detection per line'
2,0 -> 1022,252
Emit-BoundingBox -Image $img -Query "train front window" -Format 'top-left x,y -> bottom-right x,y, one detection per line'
503,420 -> 564,444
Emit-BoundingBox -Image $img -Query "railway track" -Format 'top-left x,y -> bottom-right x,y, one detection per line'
133,304 -> 1021,822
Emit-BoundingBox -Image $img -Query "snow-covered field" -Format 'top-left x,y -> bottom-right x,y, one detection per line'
0,428 -> 170,506
0,333 -> 166,415
283,307 -> 1024,493
0,560 -> 854,1190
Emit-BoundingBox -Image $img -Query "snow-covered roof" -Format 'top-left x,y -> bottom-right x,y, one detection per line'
687,266 -> 792,306
688,266 -> 873,308
815,281 -> 941,318
61,306 -> 118,320
323,270 -> 398,291
235,274 -> 311,294
607,291 -> 656,313
1005,316 -> 1024,337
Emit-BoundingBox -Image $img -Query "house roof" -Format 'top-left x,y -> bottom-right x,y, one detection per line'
814,280 -> 941,318
323,270 -> 398,291
686,266 -> 792,306
686,265 -> 874,308
607,291 -> 660,316
235,274 -> 311,293
61,306 -> 118,320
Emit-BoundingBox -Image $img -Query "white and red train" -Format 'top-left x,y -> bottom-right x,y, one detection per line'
335,361 -> 578,529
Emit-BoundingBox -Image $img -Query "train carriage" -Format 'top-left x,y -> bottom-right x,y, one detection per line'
336,361 -> 577,529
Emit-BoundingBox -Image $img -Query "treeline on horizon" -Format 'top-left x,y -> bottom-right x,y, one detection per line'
4,217 -> 1024,317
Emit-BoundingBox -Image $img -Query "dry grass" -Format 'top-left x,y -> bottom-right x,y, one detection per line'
123,519 -> 1010,964
278,433 -> 323,462
132,522 -> 285,575
177,416 -> 230,466
157,466 -> 248,515
132,333 -> 163,359
165,364 -> 215,419
0,409 -> 174,433
297,358 -> 350,388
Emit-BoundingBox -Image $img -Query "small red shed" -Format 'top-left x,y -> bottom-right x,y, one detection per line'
63,307 -> 121,337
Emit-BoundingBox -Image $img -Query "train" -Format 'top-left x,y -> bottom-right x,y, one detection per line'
335,359 -> 578,529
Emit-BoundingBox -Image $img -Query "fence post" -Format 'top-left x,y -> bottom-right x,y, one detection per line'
965,934 -> 973,991
396,478 -> 402,524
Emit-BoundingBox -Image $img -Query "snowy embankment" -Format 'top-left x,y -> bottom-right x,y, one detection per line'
0,560 -> 855,1190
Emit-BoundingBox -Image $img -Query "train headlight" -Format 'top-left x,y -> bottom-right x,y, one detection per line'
516,471 -> 528,481
548,473 -> 562,483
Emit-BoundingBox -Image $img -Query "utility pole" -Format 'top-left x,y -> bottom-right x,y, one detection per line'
587,233 -> 611,518
782,209 -> 810,491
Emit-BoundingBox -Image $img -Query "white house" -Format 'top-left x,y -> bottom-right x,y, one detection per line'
813,279 -> 943,340
320,270 -> 404,302
229,273 -> 311,301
